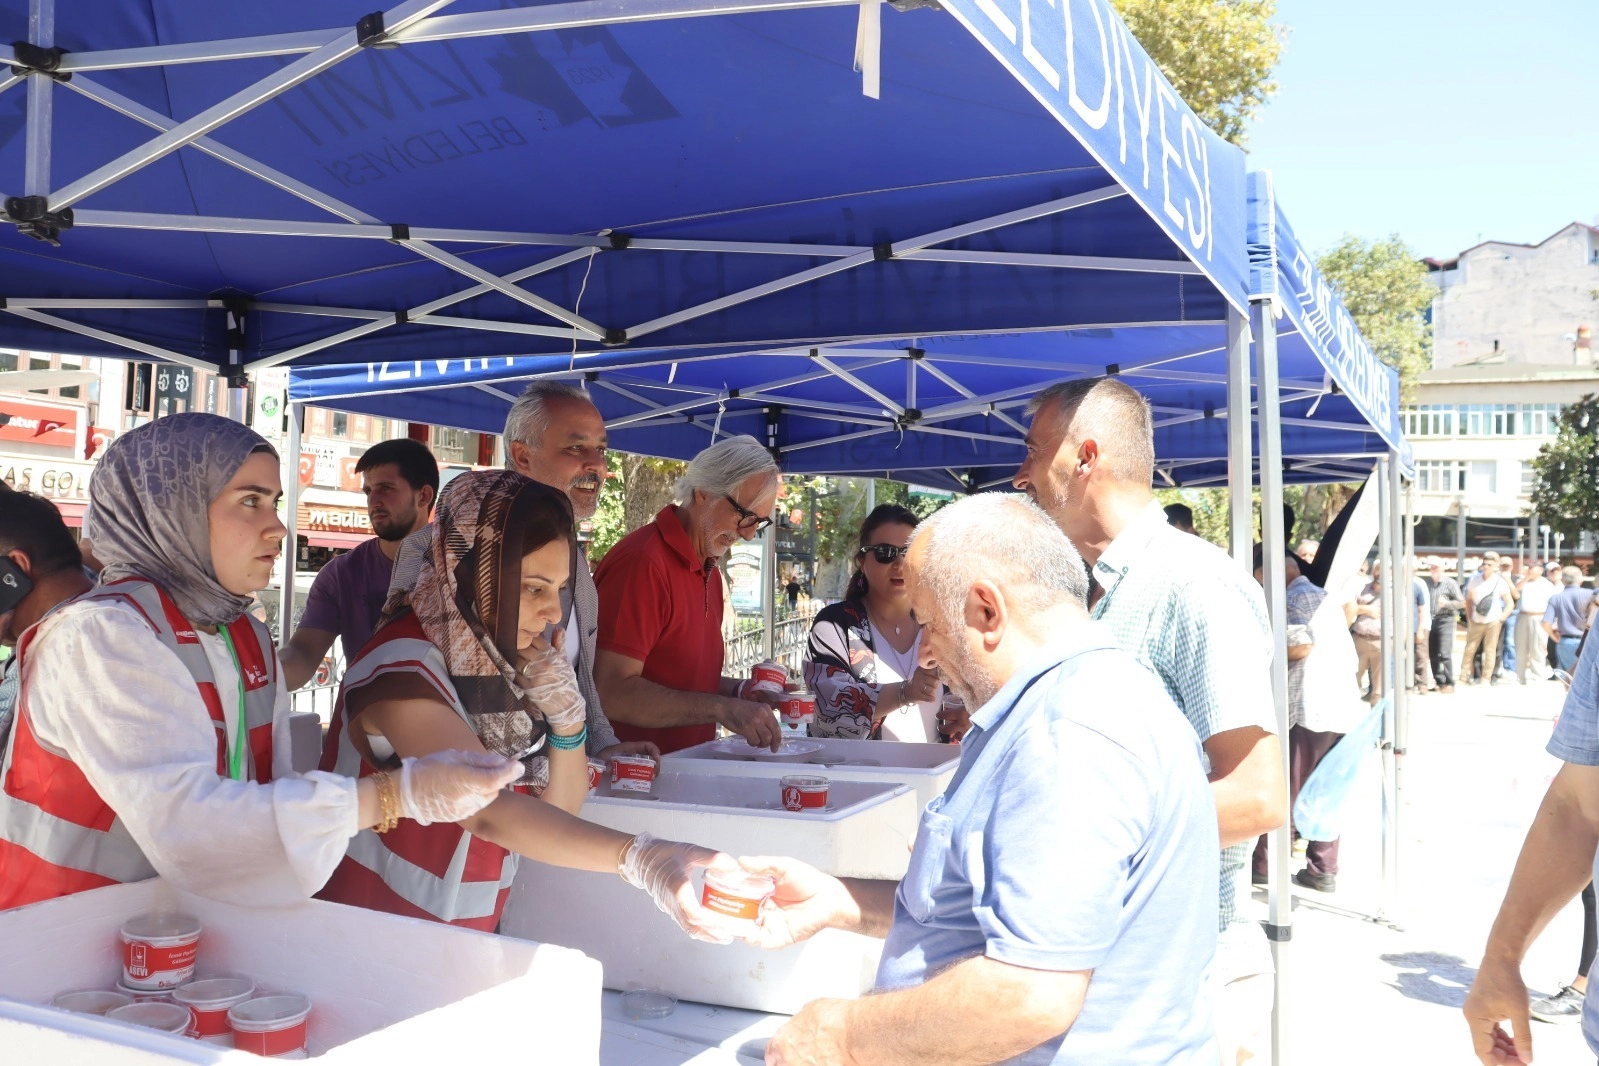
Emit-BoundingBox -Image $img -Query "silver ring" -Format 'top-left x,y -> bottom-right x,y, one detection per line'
521,662 -> 537,678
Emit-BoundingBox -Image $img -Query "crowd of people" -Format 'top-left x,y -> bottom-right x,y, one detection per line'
6,375 -> 1592,1063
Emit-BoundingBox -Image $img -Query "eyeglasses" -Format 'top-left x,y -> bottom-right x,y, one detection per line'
722,494 -> 773,534
859,543 -> 909,564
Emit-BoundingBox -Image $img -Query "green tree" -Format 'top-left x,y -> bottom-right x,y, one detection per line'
1316,235 -> 1434,397
1110,0 -> 1285,146
1528,395 -> 1599,551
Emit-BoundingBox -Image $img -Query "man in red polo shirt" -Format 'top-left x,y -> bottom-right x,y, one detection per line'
593,435 -> 785,753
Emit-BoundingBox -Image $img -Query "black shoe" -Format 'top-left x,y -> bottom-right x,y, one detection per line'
1530,984 -> 1586,1023
1250,871 -> 1268,886
1293,868 -> 1336,893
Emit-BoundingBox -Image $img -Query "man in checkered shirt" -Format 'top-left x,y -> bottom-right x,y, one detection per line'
1014,377 -> 1286,1066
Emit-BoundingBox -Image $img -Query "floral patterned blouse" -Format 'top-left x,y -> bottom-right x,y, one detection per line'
803,598 -> 942,741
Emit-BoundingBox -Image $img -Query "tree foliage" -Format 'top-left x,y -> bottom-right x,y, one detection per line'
1110,0 -> 1284,146
1316,235 -> 1434,397
1529,395 -> 1599,549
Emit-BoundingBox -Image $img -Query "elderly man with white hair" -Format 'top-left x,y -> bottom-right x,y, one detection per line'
592,434 -> 785,753
741,493 -> 1220,1066
501,379 -> 656,767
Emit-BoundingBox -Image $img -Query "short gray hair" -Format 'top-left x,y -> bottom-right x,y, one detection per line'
673,435 -> 780,506
1025,377 -> 1155,485
1562,565 -> 1583,587
911,492 -> 1089,627
503,379 -> 593,463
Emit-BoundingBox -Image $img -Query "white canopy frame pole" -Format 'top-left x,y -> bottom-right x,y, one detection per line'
1383,448 -> 1408,923
1396,465 -> 1415,919
1251,294 -> 1292,1066
22,0 -> 53,198
1225,304 -> 1252,564
1376,454 -> 1396,923
279,401 -> 304,646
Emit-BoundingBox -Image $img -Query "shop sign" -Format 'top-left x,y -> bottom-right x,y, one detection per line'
297,504 -> 373,533
0,455 -> 95,499
0,397 -> 78,449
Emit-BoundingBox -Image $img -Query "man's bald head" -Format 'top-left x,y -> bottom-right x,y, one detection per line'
1026,377 -> 1155,486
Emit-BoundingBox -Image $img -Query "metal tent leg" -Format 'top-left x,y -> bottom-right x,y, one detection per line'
1252,295 -> 1291,1066
279,403 -> 303,647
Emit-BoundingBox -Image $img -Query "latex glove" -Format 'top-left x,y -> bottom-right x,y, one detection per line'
398,750 -> 522,826
514,632 -> 586,731
620,831 -> 739,944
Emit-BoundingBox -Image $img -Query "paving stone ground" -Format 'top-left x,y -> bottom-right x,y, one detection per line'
1263,659 -> 1593,1066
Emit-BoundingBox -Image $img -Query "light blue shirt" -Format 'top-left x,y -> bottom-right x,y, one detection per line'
1545,632 -> 1599,1054
875,623 -> 1220,1065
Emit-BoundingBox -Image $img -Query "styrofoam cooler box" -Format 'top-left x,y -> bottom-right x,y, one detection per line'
501,770 -> 918,1014
0,877 -> 601,1063
666,736 -> 960,807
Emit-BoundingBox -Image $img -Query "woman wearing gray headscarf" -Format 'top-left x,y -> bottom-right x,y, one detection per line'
0,412 -> 520,911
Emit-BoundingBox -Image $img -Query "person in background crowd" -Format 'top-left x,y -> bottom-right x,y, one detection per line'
744,494 -> 1220,1065
1350,566 -> 1383,706
316,471 -> 730,936
1464,634 -> 1599,1065
1428,558 -> 1465,693
1298,539 -> 1322,564
1513,564 -> 1557,684
280,438 -> 438,691
500,381 -> 651,767
1412,567 -> 1433,694
593,435 -> 786,754
1463,552 -> 1513,686
0,413 -> 517,911
0,490 -> 95,738
1497,558 -> 1521,681
1250,547 -> 1367,894
803,504 -> 967,743
1013,377 -> 1283,1065
785,572 -> 802,612
1544,566 -> 1597,674
1164,502 -> 1196,535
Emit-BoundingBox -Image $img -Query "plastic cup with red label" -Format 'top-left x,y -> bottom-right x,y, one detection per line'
751,660 -> 788,688
777,690 -> 816,734
175,977 -> 255,1045
120,913 -> 201,990
107,1001 -> 192,1036
700,868 -> 776,932
780,774 -> 829,812
51,989 -> 133,1016
610,753 -> 657,794
116,980 -> 175,1003
586,758 -> 606,795
229,994 -> 312,1058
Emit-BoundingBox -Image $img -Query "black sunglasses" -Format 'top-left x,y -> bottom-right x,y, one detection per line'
859,543 -> 909,564
722,494 -> 773,534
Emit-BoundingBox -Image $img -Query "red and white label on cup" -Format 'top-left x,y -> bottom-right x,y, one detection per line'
778,691 -> 816,729
751,661 -> 787,688
120,914 -> 201,991
586,759 -> 606,794
611,753 -> 657,793
780,775 -> 829,811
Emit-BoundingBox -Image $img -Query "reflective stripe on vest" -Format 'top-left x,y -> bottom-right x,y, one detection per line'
316,615 -> 519,927
0,579 -> 277,908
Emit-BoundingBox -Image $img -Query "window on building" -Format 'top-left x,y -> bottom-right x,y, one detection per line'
27,354 -> 49,394
1403,404 -> 1456,436
1467,460 -> 1497,495
332,411 -> 349,437
1416,460 -> 1466,494
0,352 -> 16,373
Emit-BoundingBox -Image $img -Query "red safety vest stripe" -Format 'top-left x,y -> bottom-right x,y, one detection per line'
0,838 -> 118,911
2,708 -> 117,833
316,854 -> 504,934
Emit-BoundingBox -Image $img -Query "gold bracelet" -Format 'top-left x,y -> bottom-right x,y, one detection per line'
616,833 -> 637,882
371,771 -> 400,834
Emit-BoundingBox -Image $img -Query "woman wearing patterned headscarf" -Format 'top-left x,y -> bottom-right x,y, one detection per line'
317,469 -> 734,938
0,413 -> 520,911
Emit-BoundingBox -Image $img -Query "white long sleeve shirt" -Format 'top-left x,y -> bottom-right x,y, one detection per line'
19,599 -> 360,907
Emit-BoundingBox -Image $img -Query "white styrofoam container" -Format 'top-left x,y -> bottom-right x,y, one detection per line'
501,771 -> 917,1014
0,878 -> 601,1063
665,736 -> 960,808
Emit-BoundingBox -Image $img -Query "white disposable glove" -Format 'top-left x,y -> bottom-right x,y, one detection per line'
398,750 -> 522,826
514,633 -> 586,731
620,831 -> 738,944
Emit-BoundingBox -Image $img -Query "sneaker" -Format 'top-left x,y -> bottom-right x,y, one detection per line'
1293,868 -> 1336,893
1530,984 -> 1586,1023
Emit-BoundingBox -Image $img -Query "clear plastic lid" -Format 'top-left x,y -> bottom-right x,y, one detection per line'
620,988 -> 677,1020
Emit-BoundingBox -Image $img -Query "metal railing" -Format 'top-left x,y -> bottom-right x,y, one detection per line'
724,603 -> 821,679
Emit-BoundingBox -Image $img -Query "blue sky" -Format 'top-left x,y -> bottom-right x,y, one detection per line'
1243,1 -> 1599,260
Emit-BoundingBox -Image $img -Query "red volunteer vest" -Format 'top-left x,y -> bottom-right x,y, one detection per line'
0,578 -> 278,909
315,614 -> 521,932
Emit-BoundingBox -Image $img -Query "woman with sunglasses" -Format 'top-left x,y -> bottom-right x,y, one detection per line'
803,504 -> 966,742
